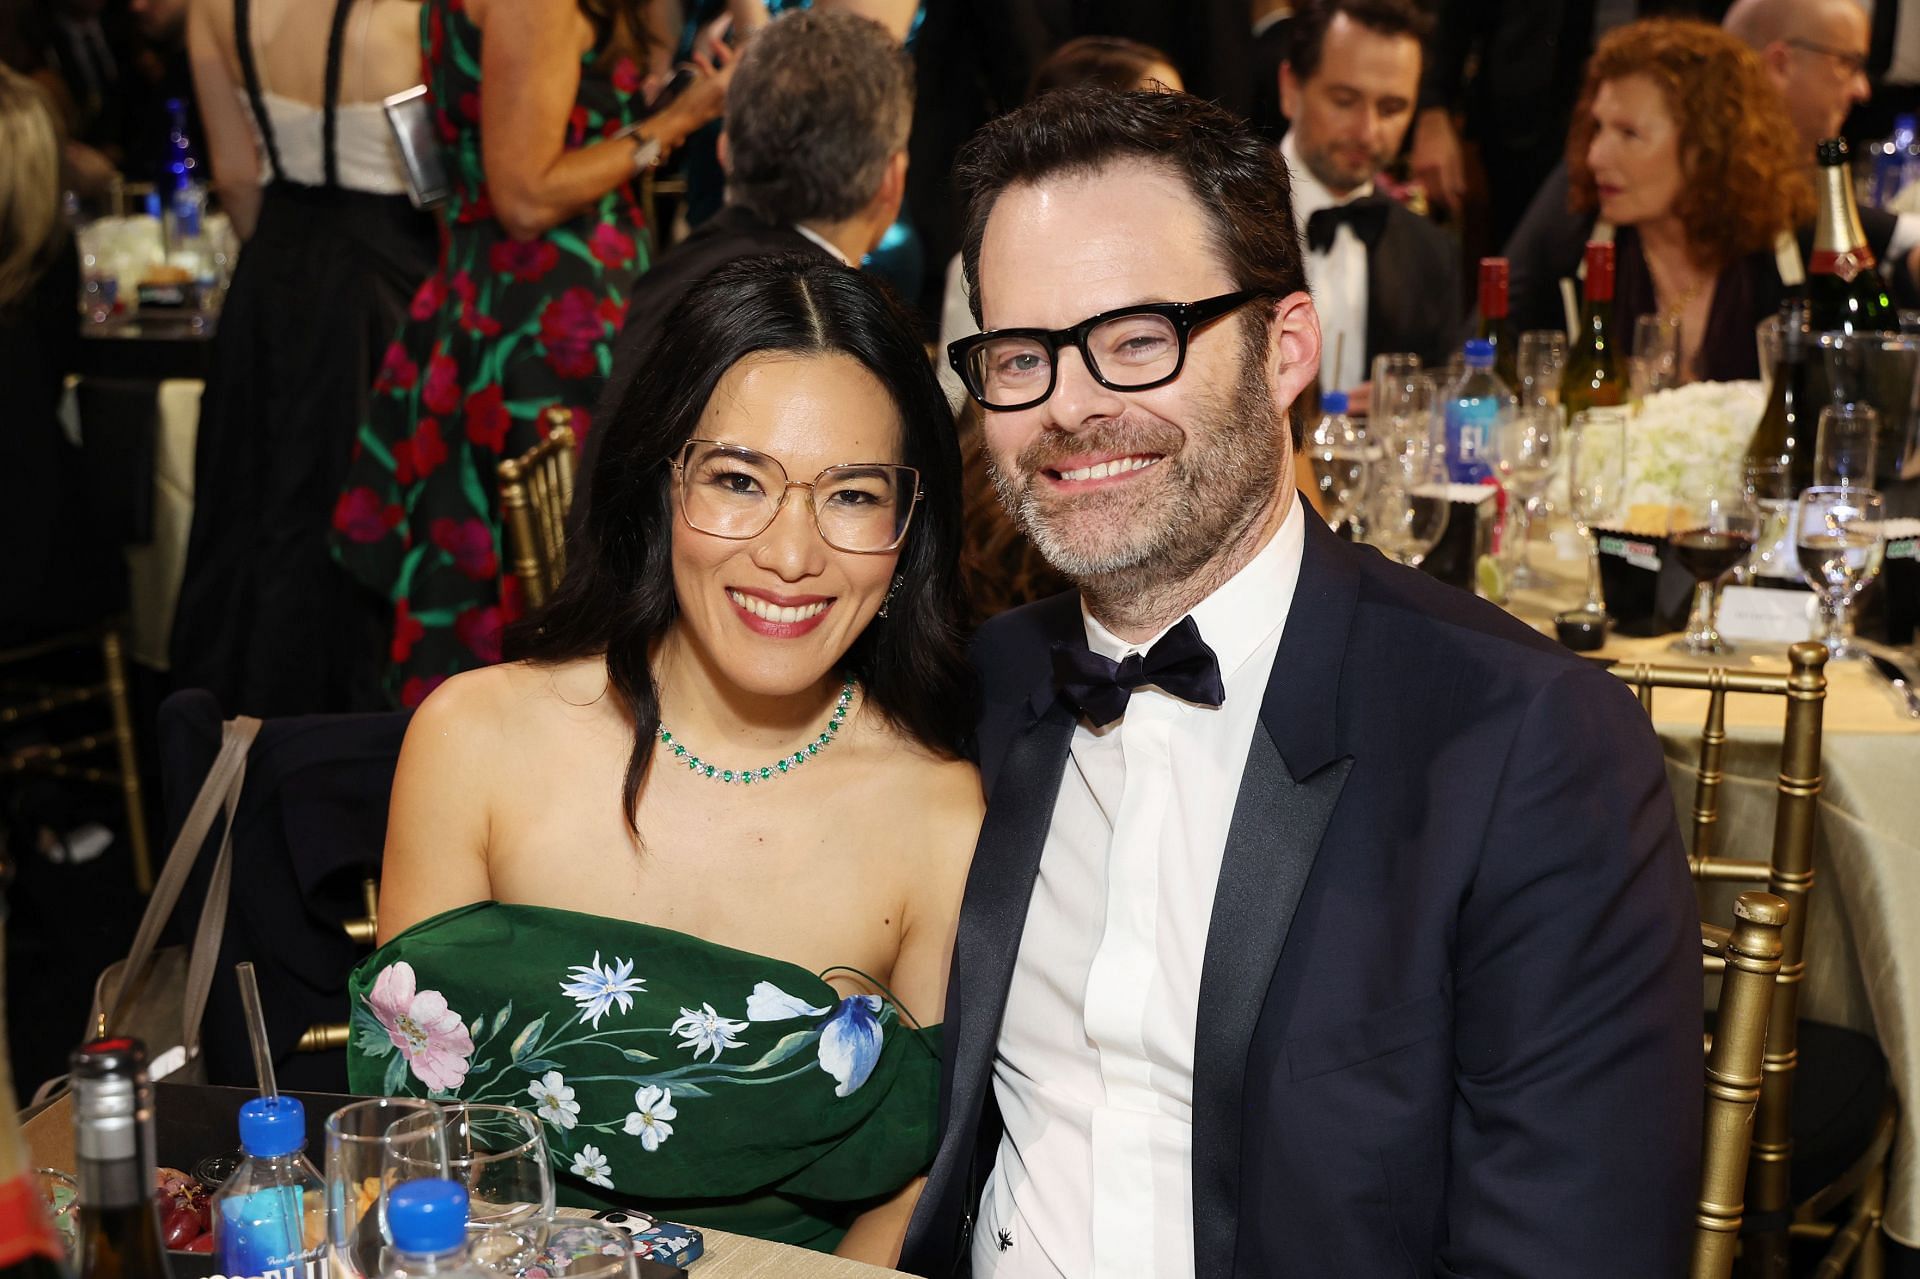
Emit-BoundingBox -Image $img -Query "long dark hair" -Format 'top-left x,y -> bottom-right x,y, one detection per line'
510,254 -> 973,829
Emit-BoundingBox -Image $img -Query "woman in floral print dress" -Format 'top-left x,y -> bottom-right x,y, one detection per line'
332,0 -> 727,706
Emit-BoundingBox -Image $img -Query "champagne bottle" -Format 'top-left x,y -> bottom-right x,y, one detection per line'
1810,138 -> 1894,334
1748,295 -> 1814,495
1561,241 -> 1625,414
0,1022 -> 69,1279
71,1042 -> 171,1279
1475,257 -> 1518,387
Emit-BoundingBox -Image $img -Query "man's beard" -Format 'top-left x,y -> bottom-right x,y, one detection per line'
987,338 -> 1284,588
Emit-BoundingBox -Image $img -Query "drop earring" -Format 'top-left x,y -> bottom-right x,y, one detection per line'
878,577 -> 901,619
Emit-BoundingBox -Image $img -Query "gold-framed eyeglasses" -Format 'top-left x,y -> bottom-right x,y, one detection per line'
670,439 -> 922,554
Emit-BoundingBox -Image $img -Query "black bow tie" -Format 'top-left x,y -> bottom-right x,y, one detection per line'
1305,198 -> 1389,253
1050,616 -> 1226,728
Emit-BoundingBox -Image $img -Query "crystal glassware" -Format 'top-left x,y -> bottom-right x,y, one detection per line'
1365,440 -> 1451,568
1567,408 -> 1629,621
1814,402 -> 1881,488
1665,472 -> 1762,655
384,1104 -> 554,1233
469,1218 -> 639,1279
1794,485 -> 1887,661
1630,313 -> 1682,401
1516,330 -> 1568,408
1492,405 -> 1559,588
1307,406 -> 1373,530
326,1098 -> 451,1279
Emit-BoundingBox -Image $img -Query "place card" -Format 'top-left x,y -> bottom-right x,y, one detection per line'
1715,585 -> 1815,644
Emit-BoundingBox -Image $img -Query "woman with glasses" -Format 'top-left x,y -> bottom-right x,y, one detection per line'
347,254 -> 979,1267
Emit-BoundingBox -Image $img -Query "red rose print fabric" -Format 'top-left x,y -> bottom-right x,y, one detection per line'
332,0 -> 650,705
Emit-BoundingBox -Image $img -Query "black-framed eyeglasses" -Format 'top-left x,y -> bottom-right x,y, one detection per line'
947,290 -> 1259,412
1785,37 -> 1870,77
670,439 -> 922,554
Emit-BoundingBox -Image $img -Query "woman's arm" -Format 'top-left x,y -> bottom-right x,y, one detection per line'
188,0 -> 263,237
376,670 -> 501,944
473,0 -> 726,241
835,1176 -> 926,1268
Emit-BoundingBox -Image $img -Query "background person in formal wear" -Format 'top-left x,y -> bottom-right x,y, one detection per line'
330,0 -> 728,707
359,255 -> 979,1265
1278,0 -> 1458,396
168,0 -> 438,717
900,85 -> 1701,1278
592,8 -> 913,452
1505,19 -> 1814,382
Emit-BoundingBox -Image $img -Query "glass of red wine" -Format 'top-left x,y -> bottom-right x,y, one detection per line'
1667,474 -> 1762,656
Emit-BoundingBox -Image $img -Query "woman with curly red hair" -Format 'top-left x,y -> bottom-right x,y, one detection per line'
1507,18 -> 1820,382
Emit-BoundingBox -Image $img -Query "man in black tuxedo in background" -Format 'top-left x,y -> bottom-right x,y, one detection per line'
589,8 -> 912,466
1279,0 -> 1459,396
899,85 -> 1700,1278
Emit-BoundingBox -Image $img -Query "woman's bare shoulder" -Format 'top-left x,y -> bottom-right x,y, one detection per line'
406,657 -> 616,753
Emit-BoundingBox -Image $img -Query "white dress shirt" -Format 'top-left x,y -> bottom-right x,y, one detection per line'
1282,132 -> 1371,391
793,222 -> 851,266
974,499 -> 1307,1279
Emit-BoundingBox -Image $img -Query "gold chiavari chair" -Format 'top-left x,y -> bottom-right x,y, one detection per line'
0,620 -> 152,892
295,876 -> 380,1054
1697,891 -> 1789,1279
498,407 -> 578,610
1614,641 -> 1894,1277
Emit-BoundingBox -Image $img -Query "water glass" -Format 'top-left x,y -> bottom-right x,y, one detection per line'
1794,485 -> 1887,661
326,1098 -> 451,1279
1568,409 -> 1629,619
385,1104 -> 554,1232
470,1219 -> 639,1279
1815,403 -> 1881,488
1516,330 -> 1568,407
1307,408 -> 1373,530
1369,352 -> 1421,409
1630,314 -> 1682,400
1492,406 -> 1559,587
1365,442 -> 1451,568
1740,459 -> 1793,584
1666,474 -> 1761,656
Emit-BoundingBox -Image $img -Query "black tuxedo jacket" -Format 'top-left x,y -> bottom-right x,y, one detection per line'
900,514 -> 1702,1278
1365,199 -> 1464,372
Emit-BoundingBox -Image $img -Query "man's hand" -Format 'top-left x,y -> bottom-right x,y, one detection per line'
1411,108 -> 1467,214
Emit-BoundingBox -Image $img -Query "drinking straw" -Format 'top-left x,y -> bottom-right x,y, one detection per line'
235,961 -> 278,1100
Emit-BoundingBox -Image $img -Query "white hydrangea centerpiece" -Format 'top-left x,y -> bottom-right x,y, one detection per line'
1585,381 -> 1766,530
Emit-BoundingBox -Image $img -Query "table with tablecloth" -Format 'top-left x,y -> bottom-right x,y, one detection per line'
1501,536 -> 1920,1242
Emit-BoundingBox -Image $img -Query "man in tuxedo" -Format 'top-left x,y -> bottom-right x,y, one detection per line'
582,9 -> 912,516
1279,0 -> 1459,391
900,85 -> 1701,1278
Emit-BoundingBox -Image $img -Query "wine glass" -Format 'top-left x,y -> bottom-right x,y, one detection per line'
326,1098 -> 451,1279
1517,330 -> 1568,408
1665,473 -> 1762,655
1492,406 -> 1559,587
1369,352 -> 1421,411
1567,408 -> 1629,620
1365,443 -> 1451,568
1631,314 -> 1681,400
1794,485 -> 1887,661
385,1104 -> 554,1233
1739,458 -> 1793,584
1307,406 -> 1373,529
470,1219 -> 639,1279
1815,403 -> 1881,488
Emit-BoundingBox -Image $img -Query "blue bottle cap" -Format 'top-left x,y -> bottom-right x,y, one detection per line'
388,1180 -> 469,1254
1899,113 -> 1917,132
237,1095 -> 306,1158
1463,338 -> 1495,368
1321,389 -> 1348,415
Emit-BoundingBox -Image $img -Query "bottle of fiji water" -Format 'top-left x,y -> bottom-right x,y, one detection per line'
381,1182 -> 489,1279
1870,113 -> 1918,208
1444,339 -> 1511,485
152,98 -> 214,310
210,1097 -> 324,1279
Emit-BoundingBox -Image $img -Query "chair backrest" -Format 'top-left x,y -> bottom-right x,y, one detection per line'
1695,891 -> 1789,1279
1611,640 -> 1827,1236
498,407 -> 578,609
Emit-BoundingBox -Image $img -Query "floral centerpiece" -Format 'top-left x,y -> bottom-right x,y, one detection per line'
1582,380 -> 1766,531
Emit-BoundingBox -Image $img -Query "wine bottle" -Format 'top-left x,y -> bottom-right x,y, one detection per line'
0,1021 -> 69,1279
71,1041 -> 171,1279
1810,137 -> 1894,335
1475,257 -> 1518,387
1561,241 -> 1626,414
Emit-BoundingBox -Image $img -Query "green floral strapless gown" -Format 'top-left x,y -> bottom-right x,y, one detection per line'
345,902 -> 942,1252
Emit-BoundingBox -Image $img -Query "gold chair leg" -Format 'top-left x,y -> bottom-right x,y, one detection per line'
100,629 -> 152,894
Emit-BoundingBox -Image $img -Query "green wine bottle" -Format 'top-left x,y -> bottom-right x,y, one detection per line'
1561,241 -> 1626,415
1810,138 -> 1894,335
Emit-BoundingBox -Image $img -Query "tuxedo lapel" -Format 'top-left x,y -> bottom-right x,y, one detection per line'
1190,514 -> 1362,1278
944,699 -> 1078,1183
